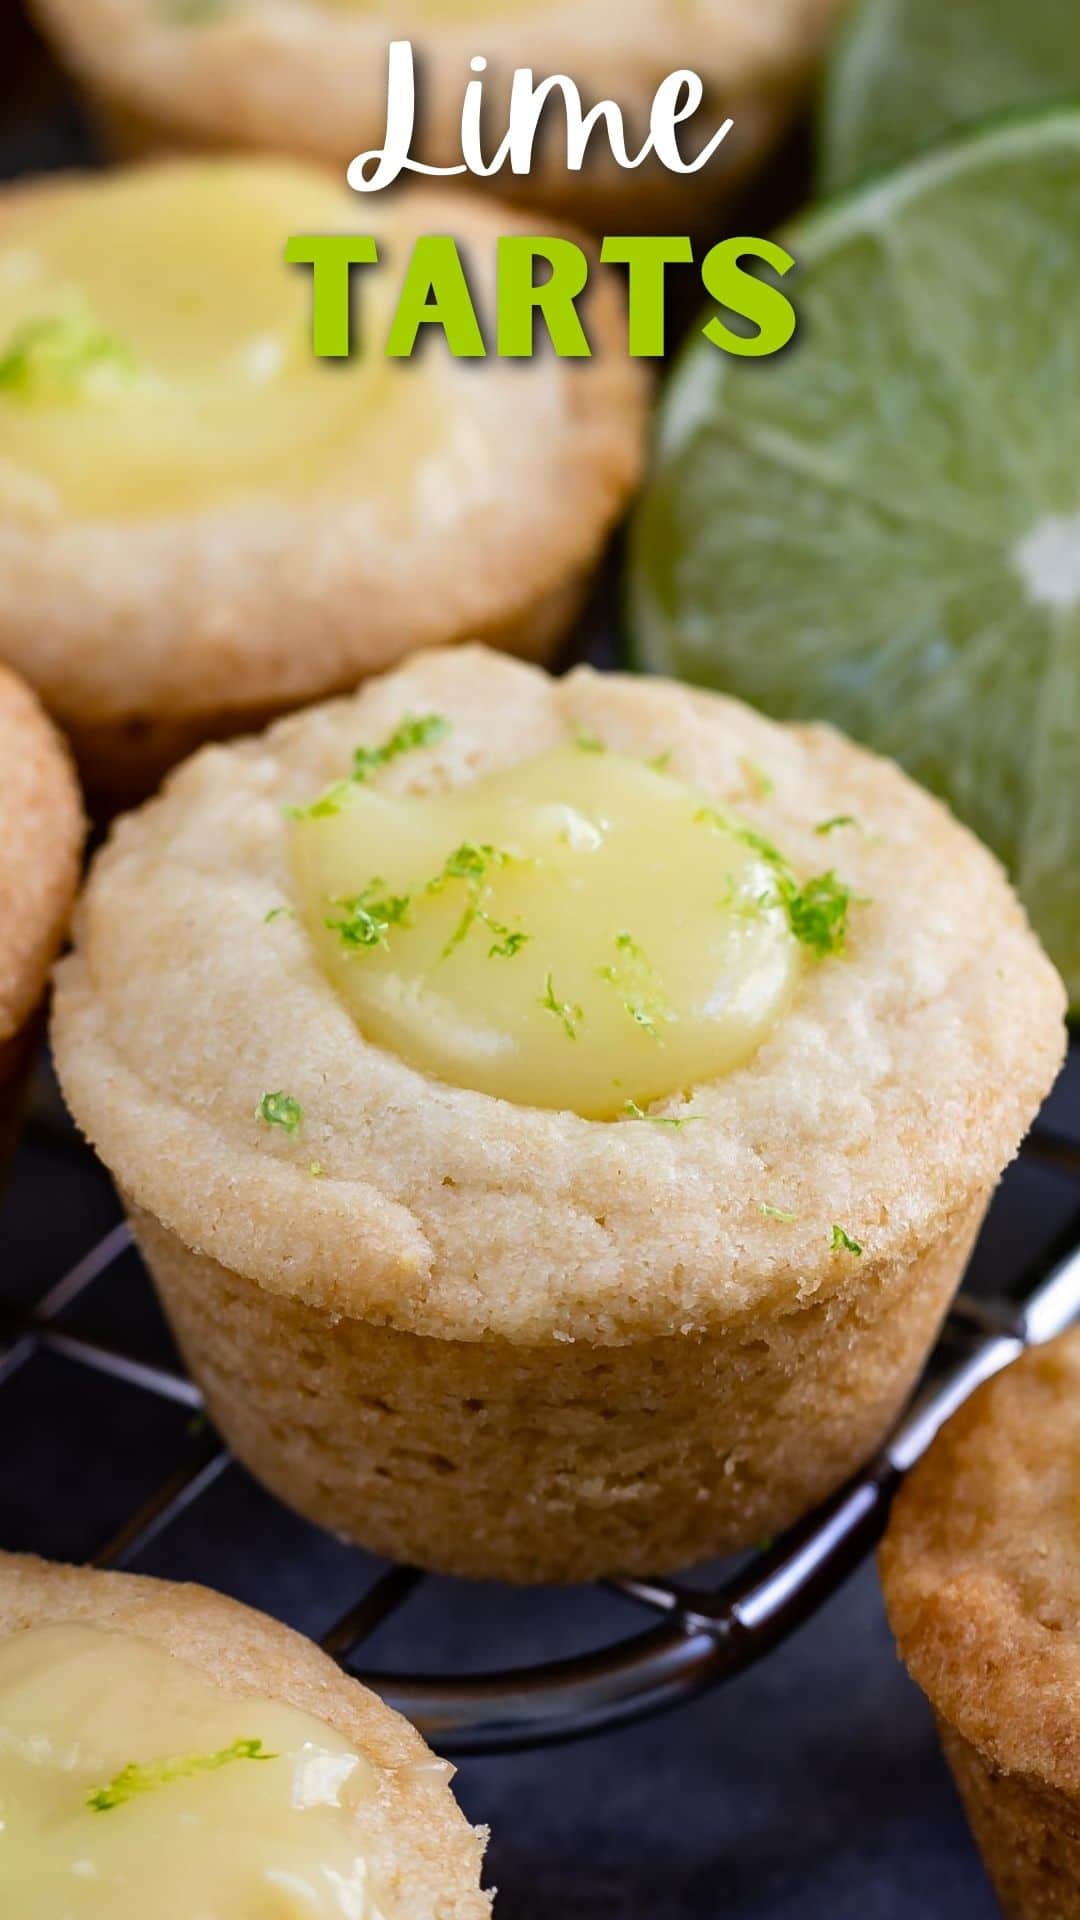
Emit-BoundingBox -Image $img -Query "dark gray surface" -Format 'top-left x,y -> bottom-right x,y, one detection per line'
1,14 -> 1078,1911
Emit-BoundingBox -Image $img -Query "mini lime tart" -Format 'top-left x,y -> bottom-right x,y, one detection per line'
0,1552 -> 490,1918
28,0 -> 844,230
881,1330 -> 1080,1920
51,647 -> 1065,1583
0,159 -> 644,804
0,666 -> 83,1174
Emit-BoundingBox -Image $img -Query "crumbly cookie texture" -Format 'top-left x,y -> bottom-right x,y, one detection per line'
0,665 -> 83,1050
882,1331 -> 1080,1799
52,645 -> 1066,1347
0,169 -> 645,799
881,1331 -> 1080,1920
128,1190 -> 987,1583
30,0 -> 843,226
937,1722 -> 1080,1920
0,1553 -> 490,1920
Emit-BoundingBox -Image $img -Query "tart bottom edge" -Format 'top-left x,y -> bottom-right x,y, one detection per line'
128,1189 -> 986,1586
938,1717 -> 1080,1920
49,566 -> 589,813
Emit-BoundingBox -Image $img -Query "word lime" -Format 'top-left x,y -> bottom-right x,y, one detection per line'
349,40 -> 734,193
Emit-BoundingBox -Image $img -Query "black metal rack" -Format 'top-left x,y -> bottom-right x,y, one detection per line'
2,1077 -> 1078,1758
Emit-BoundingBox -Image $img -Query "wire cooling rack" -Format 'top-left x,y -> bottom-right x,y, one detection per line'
1,1063 -> 1078,1758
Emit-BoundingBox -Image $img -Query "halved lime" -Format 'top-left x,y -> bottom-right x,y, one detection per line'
628,112 -> 1080,1005
821,0 -> 1080,191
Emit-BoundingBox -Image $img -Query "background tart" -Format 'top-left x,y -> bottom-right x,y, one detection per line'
0,1551 -> 490,1918
0,159 -> 645,805
51,647 -> 1066,1582
0,665 -> 83,1172
880,1329 -> 1080,1920
28,0 -> 844,230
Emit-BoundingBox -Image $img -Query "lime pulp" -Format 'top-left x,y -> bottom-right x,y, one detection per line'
629,112 -> 1080,1006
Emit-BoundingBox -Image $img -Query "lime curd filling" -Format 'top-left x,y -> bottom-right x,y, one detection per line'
291,743 -> 805,1120
0,162 -> 441,519
0,1622 -> 415,1918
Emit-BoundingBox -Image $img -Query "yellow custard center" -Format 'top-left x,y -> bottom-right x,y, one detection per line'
292,744 -> 802,1119
0,1623 -> 408,1918
0,161 -> 439,520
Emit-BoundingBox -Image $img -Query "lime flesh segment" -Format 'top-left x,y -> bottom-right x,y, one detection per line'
629,114 -> 1080,1005
820,0 -> 1080,192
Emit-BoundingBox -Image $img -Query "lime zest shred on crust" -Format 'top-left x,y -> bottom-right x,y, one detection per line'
622,1099 -> 700,1128
290,714 -> 449,821
351,712 -> 450,785
257,1091 -> 303,1135
830,1223 -> 863,1255
760,1202 -> 798,1222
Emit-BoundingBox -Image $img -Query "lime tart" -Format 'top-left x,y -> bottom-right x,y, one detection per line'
51,646 -> 1065,1582
0,1552 -> 490,1917
29,0 -> 843,230
0,158 -> 644,803
881,1329 -> 1080,1920
0,666 -> 83,1173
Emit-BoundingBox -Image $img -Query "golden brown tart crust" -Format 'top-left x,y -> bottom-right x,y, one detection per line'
882,1331 -> 1080,1800
0,664 -> 83,1051
0,665 -> 83,1163
882,1330 -> 1080,1920
51,648 -> 1066,1578
0,167 -> 646,803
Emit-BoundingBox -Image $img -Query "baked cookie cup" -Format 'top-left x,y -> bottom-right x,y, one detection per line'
0,665 -> 83,1173
51,647 -> 1066,1583
0,158 -> 645,805
29,0 -> 844,232
881,1330 -> 1080,1920
0,1552 -> 489,1917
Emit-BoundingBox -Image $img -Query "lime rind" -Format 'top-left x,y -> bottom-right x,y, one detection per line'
819,0 -> 1080,193
659,109 -> 1080,472
629,110 -> 1080,1005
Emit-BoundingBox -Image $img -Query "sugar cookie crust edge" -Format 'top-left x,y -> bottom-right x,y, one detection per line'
0,665 -> 83,1046
51,646 -> 1067,1347
881,1330 -> 1080,1803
